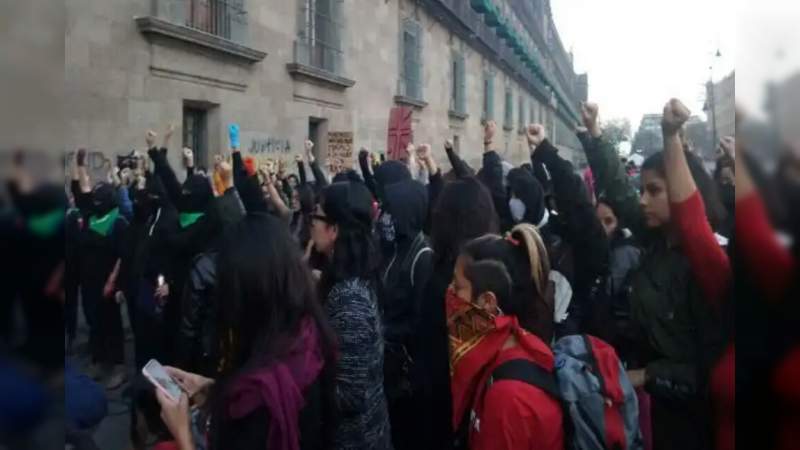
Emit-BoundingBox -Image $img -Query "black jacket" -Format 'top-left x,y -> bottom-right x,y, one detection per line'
414,258 -> 456,450
379,178 -> 433,345
177,187 -> 245,373
530,139 -> 609,336
477,151 -> 514,232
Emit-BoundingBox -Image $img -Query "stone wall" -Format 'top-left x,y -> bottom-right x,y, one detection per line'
65,0 -> 583,178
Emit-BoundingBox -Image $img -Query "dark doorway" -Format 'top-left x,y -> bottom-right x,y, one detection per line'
183,106 -> 208,169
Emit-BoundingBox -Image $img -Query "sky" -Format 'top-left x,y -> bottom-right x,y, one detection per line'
735,0 -> 800,121
550,0 -> 736,129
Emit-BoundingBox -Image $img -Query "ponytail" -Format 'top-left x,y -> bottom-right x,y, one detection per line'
462,223 -> 553,340
508,223 -> 550,299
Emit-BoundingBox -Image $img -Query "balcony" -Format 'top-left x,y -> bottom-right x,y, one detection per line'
421,0 -> 579,123
135,0 -> 265,63
288,2 -> 355,91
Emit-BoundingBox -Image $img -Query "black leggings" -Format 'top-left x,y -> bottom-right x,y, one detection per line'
83,286 -> 124,366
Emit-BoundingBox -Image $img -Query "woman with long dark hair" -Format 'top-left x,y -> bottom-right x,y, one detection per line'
155,213 -> 337,450
310,181 -> 392,450
415,177 -> 499,450
579,100 -> 728,450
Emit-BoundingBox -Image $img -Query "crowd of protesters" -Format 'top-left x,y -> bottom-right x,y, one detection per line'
3,95 -> 799,450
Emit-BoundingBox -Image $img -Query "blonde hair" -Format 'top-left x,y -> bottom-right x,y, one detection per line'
507,223 -> 550,299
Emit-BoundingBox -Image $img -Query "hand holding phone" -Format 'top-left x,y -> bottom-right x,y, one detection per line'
143,359 -> 184,403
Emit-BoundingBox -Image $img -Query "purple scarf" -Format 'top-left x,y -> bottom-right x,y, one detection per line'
225,317 -> 325,450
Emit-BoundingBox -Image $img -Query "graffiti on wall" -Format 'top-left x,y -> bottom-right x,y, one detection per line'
247,137 -> 291,155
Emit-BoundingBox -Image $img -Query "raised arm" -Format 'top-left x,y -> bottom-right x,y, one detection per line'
146,130 -> 183,208
296,154 -> 308,186
580,103 -> 646,237
661,99 -> 731,307
527,124 -> 609,334
70,150 -> 93,213
416,144 -> 441,233
481,121 -> 513,231
358,148 -> 379,200
306,140 -> 329,188
260,165 -> 292,220
444,140 -> 471,178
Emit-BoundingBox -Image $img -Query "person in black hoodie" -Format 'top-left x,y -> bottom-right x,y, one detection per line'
520,123 -> 609,337
416,176 -> 499,450
73,176 -> 130,388
146,130 -> 215,364
373,155 -> 434,450
177,161 -> 246,374
5,154 -> 67,372
115,156 -> 179,370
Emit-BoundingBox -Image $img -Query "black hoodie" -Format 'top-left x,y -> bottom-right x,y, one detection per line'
378,178 -> 432,344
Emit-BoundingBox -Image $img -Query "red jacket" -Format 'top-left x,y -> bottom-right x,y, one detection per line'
470,338 -> 564,450
671,191 -> 733,450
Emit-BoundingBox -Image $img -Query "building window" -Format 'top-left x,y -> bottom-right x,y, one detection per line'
183,106 -> 208,168
504,88 -> 513,130
399,18 -> 423,101
518,95 -> 526,130
450,51 -> 466,115
183,0 -> 245,40
530,99 -> 536,124
296,0 -> 344,74
482,71 -> 494,122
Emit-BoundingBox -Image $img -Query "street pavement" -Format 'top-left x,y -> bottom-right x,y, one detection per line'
68,301 -> 135,450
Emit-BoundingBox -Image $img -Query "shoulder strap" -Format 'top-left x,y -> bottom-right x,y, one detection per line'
490,358 -> 561,400
581,335 -> 608,396
409,233 -> 432,288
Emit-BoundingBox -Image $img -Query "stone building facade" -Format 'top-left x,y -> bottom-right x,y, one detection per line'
66,0 -> 587,176
706,71 -> 735,143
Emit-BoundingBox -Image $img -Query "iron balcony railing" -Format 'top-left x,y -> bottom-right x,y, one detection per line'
294,1 -> 345,75
153,0 -> 248,44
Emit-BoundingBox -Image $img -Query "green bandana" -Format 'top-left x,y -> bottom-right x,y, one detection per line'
179,212 -> 205,229
89,207 -> 120,237
27,208 -> 65,238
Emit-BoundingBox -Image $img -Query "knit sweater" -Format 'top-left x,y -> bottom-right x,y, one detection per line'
325,278 -> 393,450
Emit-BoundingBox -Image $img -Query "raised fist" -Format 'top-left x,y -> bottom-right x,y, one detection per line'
295,154 -> 303,163
146,130 -> 157,148
661,98 -> 691,136
304,140 -> 314,152
416,144 -> 432,161
719,136 -> 735,159
76,148 -> 87,167
164,123 -> 175,143
484,120 -> 497,145
182,147 -> 194,168
581,102 -> 599,133
444,139 -> 453,151
526,124 -> 546,149
120,168 -> 133,186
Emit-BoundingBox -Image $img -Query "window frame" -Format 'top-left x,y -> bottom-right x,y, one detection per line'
400,18 -> 423,101
482,70 -> 495,122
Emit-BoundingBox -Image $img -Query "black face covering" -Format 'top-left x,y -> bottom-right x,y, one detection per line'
133,188 -> 153,221
179,174 -> 214,212
90,183 -> 117,216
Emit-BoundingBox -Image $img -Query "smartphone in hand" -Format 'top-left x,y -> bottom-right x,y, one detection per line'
142,359 -> 183,402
